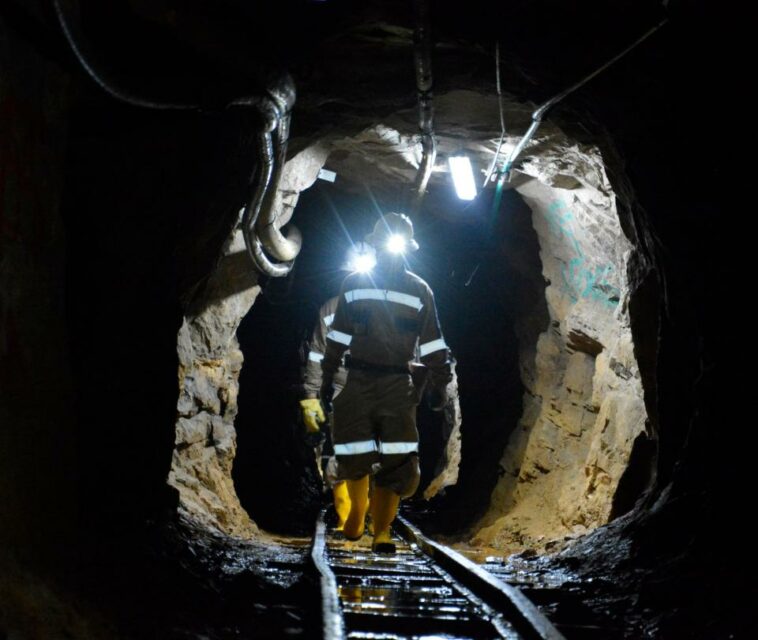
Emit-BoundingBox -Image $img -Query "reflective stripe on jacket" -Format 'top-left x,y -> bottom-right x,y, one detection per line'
303,296 -> 348,399
322,268 -> 452,390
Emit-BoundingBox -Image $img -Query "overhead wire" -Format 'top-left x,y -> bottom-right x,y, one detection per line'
53,0 -> 302,278
482,41 -> 507,187
497,18 -> 669,186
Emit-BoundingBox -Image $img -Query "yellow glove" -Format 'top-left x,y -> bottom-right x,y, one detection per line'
300,398 -> 326,433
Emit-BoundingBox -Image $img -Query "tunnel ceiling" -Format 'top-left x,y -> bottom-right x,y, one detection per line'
63,1 -> 668,98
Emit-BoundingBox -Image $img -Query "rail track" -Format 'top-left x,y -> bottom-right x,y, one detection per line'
311,509 -> 565,639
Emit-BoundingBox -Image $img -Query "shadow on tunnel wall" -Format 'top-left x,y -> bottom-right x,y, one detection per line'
409,187 -> 548,534
58,98 -> 257,558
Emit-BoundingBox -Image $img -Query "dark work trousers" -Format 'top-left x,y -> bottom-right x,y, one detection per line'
331,370 -> 420,497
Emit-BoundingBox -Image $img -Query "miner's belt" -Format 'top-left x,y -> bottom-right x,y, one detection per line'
345,357 -> 410,375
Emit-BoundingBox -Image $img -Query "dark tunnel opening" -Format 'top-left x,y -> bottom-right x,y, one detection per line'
232,182 -> 537,536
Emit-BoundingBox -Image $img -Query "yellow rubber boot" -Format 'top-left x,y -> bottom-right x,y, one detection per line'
332,482 -> 351,531
366,497 -> 374,536
371,486 -> 400,553
366,478 -> 374,534
342,475 -> 370,541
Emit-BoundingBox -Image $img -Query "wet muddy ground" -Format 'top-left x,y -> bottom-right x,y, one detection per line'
28,509 -> 739,640
151,515 -> 317,639
326,529 -> 520,638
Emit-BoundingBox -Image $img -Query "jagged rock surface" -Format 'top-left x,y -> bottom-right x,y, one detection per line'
424,366 -> 463,500
473,132 -> 648,553
168,146 -> 328,536
301,89 -> 649,549
169,227 -> 261,537
168,86 -> 648,546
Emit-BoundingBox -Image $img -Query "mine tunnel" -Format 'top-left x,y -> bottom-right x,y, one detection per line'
0,1 -> 746,639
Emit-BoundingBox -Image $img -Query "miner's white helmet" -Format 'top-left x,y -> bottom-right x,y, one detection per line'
365,212 -> 419,253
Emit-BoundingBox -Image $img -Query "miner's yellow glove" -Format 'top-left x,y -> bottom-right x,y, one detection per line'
300,398 -> 326,433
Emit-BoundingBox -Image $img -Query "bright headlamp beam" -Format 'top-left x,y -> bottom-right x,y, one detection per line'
352,252 -> 376,273
448,155 -> 477,201
386,234 -> 407,254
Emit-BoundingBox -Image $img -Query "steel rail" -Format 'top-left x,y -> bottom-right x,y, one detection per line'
311,512 -> 346,640
311,508 -> 566,639
396,515 -> 566,640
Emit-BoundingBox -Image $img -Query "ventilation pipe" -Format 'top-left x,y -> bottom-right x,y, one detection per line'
255,114 -> 303,263
53,0 -> 301,277
235,125 -> 296,278
231,81 -> 301,274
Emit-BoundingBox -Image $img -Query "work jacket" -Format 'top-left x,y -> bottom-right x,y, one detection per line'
321,266 -> 452,392
302,296 -> 348,399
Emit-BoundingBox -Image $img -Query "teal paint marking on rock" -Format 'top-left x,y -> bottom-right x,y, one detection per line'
545,198 -> 620,308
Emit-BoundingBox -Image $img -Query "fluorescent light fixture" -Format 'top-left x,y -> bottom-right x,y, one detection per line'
448,155 -> 477,201
386,234 -> 407,254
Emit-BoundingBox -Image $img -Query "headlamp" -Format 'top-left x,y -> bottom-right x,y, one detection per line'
348,243 -> 377,273
386,234 -> 407,254
352,252 -> 376,273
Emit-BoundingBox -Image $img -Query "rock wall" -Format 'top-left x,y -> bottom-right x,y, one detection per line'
302,90 -> 650,546
169,145 -> 328,536
167,86 -> 649,544
473,133 -> 649,553
170,227 -> 262,537
423,366 -> 463,500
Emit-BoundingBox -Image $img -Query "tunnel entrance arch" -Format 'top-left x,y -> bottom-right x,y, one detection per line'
167,90 -> 655,556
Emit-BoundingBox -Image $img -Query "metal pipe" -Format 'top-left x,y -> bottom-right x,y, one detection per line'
251,234 -> 295,278
255,116 -> 303,263
412,134 -> 437,214
55,0 -> 301,277
498,118 -> 540,181
499,19 -> 668,182
230,76 -> 301,267
410,0 -> 436,214
241,132 -> 296,277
